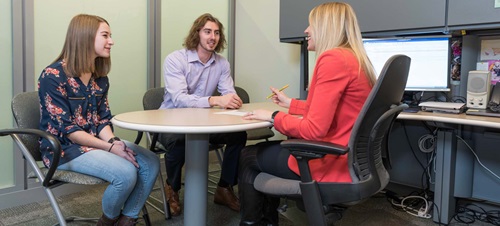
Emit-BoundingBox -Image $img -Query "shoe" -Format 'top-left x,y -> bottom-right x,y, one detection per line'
214,185 -> 240,211
115,215 -> 137,226
165,183 -> 181,216
96,213 -> 118,226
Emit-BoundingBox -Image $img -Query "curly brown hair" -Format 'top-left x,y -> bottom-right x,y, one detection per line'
183,13 -> 226,53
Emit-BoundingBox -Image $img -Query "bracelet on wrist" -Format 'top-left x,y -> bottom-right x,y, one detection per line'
108,136 -> 121,143
108,143 -> 115,152
271,111 -> 279,123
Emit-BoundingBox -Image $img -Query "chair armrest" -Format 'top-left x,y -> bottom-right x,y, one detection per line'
134,131 -> 144,144
0,128 -> 61,187
281,139 -> 348,156
281,139 -> 348,182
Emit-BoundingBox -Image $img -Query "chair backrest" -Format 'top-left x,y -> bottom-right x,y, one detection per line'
347,55 -> 411,188
235,86 -> 250,104
212,86 -> 250,104
143,87 -> 165,110
308,55 -> 410,207
144,86 -> 251,107
11,91 -> 42,161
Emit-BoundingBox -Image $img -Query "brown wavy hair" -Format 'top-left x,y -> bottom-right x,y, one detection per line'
183,13 -> 226,53
54,14 -> 111,78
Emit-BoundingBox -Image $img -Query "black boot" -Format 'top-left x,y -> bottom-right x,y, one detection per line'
262,196 -> 280,226
239,183 -> 265,226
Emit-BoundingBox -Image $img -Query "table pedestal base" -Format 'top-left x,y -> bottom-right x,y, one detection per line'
184,134 -> 209,226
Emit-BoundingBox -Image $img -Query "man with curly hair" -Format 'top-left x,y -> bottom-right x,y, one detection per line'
158,13 -> 246,216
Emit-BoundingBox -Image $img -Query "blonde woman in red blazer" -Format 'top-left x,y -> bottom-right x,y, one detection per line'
238,2 -> 377,225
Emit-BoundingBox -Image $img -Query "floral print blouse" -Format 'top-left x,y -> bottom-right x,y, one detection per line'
38,60 -> 112,167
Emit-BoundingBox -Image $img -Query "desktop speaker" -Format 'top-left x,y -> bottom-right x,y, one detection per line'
467,70 -> 491,109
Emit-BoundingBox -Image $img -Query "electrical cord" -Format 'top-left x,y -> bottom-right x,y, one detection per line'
386,191 -> 433,219
402,121 -> 433,192
418,133 -> 436,153
401,196 -> 433,219
428,150 -> 436,185
401,121 -> 426,170
395,125 -> 500,223
456,135 -> 500,181
419,150 -> 437,188
416,131 -> 438,186
453,203 -> 500,226
447,136 -> 500,225
419,128 -> 439,191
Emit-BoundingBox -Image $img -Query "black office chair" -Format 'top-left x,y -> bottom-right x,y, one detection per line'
134,87 -> 171,219
0,92 -> 152,226
235,86 -> 275,141
252,55 -> 411,226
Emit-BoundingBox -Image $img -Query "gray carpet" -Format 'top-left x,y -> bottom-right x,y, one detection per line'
0,185 -> 490,226
0,152 -> 493,226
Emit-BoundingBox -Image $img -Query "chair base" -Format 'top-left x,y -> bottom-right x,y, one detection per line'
52,216 -> 99,226
279,206 -> 344,226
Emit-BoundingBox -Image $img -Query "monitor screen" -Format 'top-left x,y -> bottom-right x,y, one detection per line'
363,36 -> 450,91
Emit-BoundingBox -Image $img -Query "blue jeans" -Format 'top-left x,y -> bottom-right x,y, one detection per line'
58,140 -> 159,219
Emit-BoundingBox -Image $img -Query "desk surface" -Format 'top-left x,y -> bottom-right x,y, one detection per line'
111,102 -> 285,134
399,111 -> 500,129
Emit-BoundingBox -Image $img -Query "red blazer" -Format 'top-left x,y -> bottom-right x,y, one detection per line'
273,48 -> 372,182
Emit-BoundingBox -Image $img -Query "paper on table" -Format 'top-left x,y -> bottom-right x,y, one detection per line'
213,110 -> 248,116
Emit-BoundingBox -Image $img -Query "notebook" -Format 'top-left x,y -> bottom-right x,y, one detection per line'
418,101 -> 466,114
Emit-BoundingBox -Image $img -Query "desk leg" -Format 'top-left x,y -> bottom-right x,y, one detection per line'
433,129 -> 457,225
184,134 -> 209,226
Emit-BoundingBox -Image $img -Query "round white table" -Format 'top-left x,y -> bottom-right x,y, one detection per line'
111,102 -> 283,226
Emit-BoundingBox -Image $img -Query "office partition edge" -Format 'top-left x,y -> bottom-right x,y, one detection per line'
228,0 -> 235,80
299,40 -> 308,100
0,0 -> 100,209
147,0 -> 162,89
12,0 -> 34,94
11,0 -> 33,193
1,0 -> 88,210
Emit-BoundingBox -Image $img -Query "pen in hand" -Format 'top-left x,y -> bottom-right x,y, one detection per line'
266,84 -> 289,99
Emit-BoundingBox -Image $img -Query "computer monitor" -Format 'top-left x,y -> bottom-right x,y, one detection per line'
363,36 -> 451,91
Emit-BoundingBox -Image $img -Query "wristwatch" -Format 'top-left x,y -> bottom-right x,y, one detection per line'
271,111 -> 279,123
108,136 -> 121,143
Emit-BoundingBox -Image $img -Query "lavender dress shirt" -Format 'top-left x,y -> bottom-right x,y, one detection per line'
160,49 -> 236,109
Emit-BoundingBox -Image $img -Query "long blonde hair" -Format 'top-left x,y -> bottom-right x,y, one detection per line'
309,2 -> 376,86
54,14 -> 111,78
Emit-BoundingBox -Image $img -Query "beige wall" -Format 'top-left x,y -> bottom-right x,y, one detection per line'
234,0 -> 307,140
0,0 -> 14,189
234,0 -> 319,102
235,0 -> 301,103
